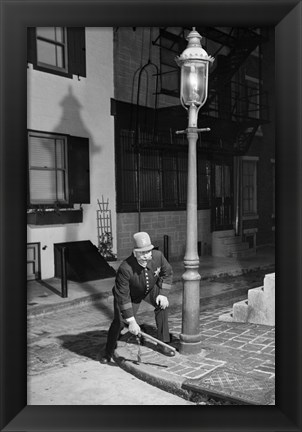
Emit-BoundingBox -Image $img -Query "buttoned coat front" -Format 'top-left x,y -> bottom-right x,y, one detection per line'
114,249 -> 173,320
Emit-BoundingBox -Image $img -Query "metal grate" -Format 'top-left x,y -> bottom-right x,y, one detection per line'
183,367 -> 275,405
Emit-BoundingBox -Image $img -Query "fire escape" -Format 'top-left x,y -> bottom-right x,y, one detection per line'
152,26 -> 270,155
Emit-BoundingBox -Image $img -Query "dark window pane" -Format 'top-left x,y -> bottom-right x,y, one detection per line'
30,170 -> 57,202
36,27 -> 56,40
37,40 -> 64,68
29,136 -> 56,168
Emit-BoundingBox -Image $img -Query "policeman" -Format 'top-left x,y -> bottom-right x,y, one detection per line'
99,231 -> 175,363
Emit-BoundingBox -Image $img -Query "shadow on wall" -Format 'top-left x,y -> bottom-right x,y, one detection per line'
54,85 -> 102,156
52,85 -> 104,240
49,86 -> 110,307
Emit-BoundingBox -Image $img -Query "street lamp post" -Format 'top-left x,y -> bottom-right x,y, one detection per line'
176,28 -> 214,354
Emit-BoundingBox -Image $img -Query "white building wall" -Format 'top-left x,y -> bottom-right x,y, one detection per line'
27,28 -> 115,279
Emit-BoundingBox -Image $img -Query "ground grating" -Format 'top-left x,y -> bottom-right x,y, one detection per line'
182,367 -> 275,405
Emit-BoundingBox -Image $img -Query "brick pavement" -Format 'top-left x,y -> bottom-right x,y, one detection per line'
113,304 -> 275,405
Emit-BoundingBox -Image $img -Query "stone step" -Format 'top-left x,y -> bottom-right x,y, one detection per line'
232,299 -> 249,322
264,273 -> 275,294
212,230 -> 255,258
228,242 -> 250,252
212,229 -> 235,239
248,291 -> 275,326
219,272 -> 275,326
221,236 -> 243,245
247,286 -> 264,306
212,241 -> 248,258
218,311 -> 234,322
230,248 -> 256,258
213,243 -> 250,257
247,284 -> 275,326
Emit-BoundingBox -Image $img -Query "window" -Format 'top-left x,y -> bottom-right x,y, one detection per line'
116,129 -> 210,212
36,27 -> 68,73
242,157 -> 258,217
28,131 -> 90,207
28,132 -> 68,205
27,27 -> 86,78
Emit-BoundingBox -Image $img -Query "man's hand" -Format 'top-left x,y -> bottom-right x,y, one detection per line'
156,295 -> 169,309
126,317 -> 141,335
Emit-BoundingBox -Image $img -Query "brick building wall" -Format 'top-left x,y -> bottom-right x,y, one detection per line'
117,209 -> 211,261
114,27 -> 180,109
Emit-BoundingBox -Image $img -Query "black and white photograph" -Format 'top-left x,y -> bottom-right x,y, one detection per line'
1,0 -> 301,431
26,24 -> 276,406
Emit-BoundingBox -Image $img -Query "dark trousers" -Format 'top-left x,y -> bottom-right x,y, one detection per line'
105,285 -> 170,357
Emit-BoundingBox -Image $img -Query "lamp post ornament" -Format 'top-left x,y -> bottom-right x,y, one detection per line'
175,27 -> 214,354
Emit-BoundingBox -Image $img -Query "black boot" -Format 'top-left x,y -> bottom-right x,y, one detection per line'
97,351 -> 112,364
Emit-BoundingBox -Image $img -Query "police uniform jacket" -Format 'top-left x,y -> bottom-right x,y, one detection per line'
114,249 -> 173,320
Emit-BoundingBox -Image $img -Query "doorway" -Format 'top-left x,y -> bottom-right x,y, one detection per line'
27,243 -> 41,281
211,156 -> 234,231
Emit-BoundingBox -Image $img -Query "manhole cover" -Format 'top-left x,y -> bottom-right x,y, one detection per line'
183,367 -> 275,405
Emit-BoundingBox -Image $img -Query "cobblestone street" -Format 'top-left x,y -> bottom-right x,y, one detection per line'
28,300 -> 113,376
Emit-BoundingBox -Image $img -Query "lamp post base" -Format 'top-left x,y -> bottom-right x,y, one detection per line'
179,267 -> 202,355
179,339 -> 203,355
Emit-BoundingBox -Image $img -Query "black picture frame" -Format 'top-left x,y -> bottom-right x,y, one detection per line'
1,0 -> 301,431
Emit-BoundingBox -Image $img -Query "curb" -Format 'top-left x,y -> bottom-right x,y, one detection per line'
113,343 -> 253,406
27,291 -> 112,318
114,350 -> 190,401
27,284 -> 248,319
114,353 -> 232,405
27,264 -> 275,318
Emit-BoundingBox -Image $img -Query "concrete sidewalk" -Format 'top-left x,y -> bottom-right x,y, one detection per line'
27,245 -> 275,318
27,245 -> 275,405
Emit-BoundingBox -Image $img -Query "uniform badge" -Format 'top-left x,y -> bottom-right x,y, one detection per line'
154,267 -> 161,277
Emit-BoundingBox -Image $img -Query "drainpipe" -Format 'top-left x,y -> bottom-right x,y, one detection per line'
163,235 -> 169,261
135,59 -> 159,232
235,156 -> 240,236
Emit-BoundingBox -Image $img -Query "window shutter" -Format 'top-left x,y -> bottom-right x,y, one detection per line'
67,27 -> 86,78
27,27 -> 37,65
67,136 -> 90,204
27,159 -> 30,207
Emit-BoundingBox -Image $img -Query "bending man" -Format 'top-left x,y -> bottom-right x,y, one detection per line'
99,231 -> 175,363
